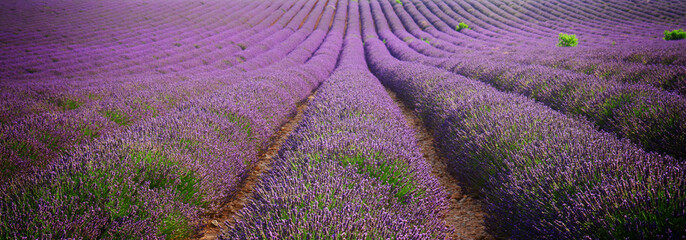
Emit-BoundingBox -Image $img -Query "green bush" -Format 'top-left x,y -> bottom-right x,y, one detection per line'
663,29 -> 686,40
557,33 -> 578,47
456,22 -> 470,31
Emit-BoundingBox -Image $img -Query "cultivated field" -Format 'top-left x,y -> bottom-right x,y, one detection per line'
1,0 -> 685,239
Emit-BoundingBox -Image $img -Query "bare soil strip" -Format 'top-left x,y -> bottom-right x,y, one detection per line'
191,93 -> 316,240
386,89 -> 495,240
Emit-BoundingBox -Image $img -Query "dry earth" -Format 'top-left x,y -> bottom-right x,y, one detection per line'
387,89 -> 495,240
191,93 -> 316,240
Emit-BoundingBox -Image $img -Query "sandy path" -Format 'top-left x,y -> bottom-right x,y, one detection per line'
191,93 -> 316,240
386,89 -> 495,240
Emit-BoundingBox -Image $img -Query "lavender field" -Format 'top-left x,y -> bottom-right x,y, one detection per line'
1,0 -> 685,239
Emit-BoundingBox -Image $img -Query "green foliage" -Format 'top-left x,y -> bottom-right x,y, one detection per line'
80,126 -> 99,139
395,0 -> 402,5
663,28 -> 686,40
595,92 -> 636,128
7,140 -> 39,161
178,138 -> 200,150
39,133 -> 62,152
0,158 -> 19,179
127,149 -> 204,234
158,212 -> 192,240
588,189 -> 686,240
103,110 -> 130,126
173,43 -> 181,47
339,153 -> 418,202
455,22 -> 470,31
222,112 -> 253,137
557,33 -> 578,47
55,98 -> 81,110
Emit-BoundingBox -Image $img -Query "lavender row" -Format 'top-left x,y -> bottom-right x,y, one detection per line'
416,0 -> 679,50
406,0 -> 686,63
0,62 -> 327,238
0,0 -> 267,81
505,52 -> 686,95
0,0 -> 337,180
365,35 -> 686,239
372,0 -> 686,160
0,0 -> 290,124
1,0 -> 347,236
0,0 -> 291,103
400,0 -> 683,52
225,2 -> 449,236
437,55 -> 686,159
0,9 -> 344,237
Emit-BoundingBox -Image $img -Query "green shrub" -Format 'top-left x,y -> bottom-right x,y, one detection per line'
456,22 -> 470,31
557,33 -> 578,47
663,29 -> 686,40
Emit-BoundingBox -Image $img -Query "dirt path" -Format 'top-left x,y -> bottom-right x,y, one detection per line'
191,93 -> 316,240
386,89 -> 495,240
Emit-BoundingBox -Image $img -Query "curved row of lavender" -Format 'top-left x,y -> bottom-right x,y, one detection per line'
0,0 -> 312,127
0,0 -> 347,238
225,1 -> 449,238
362,0 -> 686,239
0,0 -> 322,179
1,0 -> 269,177
399,0 -> 686,86
371,0 -> 686,160
403,0 -> 686,95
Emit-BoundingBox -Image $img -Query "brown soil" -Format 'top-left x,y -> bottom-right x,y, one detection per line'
386,89 -> 495,240
190,93 -> 316,240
